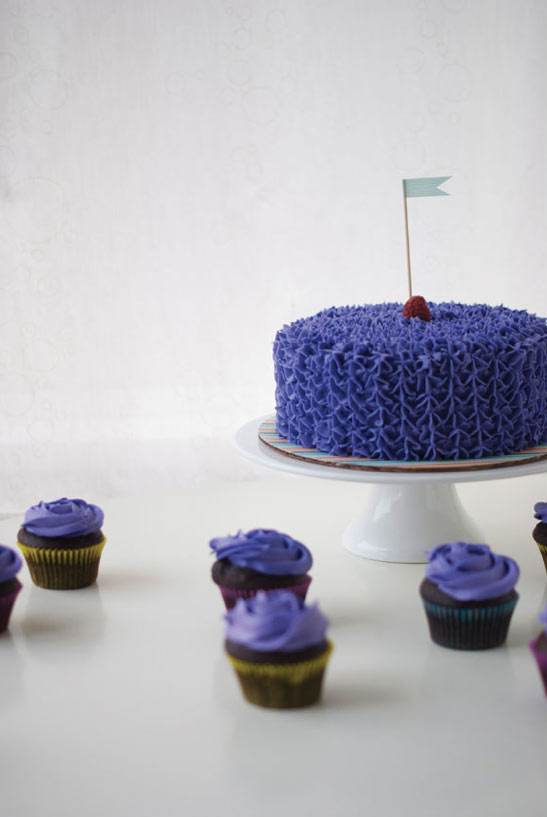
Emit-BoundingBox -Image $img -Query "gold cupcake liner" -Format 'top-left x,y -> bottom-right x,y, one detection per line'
18,538 -> 106,590
535,541 -> 547,574
227,640 -> 333,708
228,640 -> 333,682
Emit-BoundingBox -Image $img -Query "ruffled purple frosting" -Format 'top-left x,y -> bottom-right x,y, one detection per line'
534,502 -> 547,524
425,542 -> 519,601
23,498 -> 104,538
210,529 -> 312,575
274,302 -> 547,461
225,590 -> 328,652
0,545 -> 22,582
539,604 -> 547,636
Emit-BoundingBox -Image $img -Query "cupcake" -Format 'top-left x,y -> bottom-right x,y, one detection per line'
0,546 -> 23,633
17,498 -> 106,590
210,528 -> 312,609
529,604 -> 547,695
419,542 -> 519,650
532,502 -> 547,573
224,590 -> 333,709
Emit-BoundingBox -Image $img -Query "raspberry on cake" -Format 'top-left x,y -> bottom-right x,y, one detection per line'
402,295 -> 431,321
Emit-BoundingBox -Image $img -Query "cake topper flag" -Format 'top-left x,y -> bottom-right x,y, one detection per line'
403,177 -> 451,198
402,176 -> 451,297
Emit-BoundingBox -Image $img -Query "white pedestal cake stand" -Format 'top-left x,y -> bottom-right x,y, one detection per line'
236,416 -> 547,563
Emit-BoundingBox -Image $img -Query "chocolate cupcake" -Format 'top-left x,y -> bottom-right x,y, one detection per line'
0,546 -> 23,633
532,502 -> 547,573
419,542 -> 519,650
225,590 -> 333,709
529,604 -> 547,695
210,529 -> 312,609
18,498 -> 106,590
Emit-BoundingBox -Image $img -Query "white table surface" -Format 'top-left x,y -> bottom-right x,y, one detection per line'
1,472 -> 547,817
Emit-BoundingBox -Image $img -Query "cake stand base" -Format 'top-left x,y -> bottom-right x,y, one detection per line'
235,417 -> 547,563
342,481 -> 484,563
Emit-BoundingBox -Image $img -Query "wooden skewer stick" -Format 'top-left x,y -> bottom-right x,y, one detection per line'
402,180 -> 412,299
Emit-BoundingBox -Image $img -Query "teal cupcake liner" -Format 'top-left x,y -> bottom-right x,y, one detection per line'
422,595 -> 519,650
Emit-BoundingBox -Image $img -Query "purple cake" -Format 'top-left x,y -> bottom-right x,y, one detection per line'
210,528 -> 312,609
273,302 -> 547,461
529,604 -> 547,695
225,590 -> 333,708
0,545 -> 23,633
419,542 -> 519,650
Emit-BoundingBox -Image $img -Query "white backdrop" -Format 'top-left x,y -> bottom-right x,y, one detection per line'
1,0 -> 546,511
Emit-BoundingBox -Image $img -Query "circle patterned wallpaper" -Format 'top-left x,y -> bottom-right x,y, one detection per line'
0,0 -> 545,510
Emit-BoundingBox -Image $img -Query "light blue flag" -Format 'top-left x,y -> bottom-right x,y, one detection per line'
403,176 -> 451,198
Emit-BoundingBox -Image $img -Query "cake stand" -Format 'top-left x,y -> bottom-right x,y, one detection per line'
236,416 -> 547,563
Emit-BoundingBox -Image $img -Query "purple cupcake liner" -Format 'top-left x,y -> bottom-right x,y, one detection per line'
0,580 -> 22,634
529,635 -> 547,695
218,576 -> 312,610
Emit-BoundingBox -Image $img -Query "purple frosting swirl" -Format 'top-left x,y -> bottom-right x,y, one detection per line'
225,590 -> 328,652
210,529 -> 312,575
0,545 -> 22,582
23,498 -> 104,538
534,502 -> 547,524
425,542 -> 519,601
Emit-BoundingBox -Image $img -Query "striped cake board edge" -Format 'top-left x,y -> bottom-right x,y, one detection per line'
258,417 -> 547,474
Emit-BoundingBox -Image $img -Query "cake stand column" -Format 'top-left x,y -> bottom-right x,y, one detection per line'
343,480 -> 485,563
